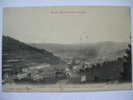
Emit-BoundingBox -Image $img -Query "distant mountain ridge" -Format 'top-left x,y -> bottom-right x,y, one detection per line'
31,41 -> 129,62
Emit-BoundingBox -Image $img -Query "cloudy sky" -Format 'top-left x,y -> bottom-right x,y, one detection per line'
3,6 -> 131,44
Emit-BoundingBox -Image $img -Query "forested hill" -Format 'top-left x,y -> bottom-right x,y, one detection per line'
2,36 -> 61,69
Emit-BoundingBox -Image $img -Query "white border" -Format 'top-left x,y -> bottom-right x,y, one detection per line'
0,0 -> 133,100
0,0 -> 132,7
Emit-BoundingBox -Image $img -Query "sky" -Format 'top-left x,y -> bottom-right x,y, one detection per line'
3,6 -> 131,44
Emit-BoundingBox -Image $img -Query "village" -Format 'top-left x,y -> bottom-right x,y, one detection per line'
2,55 -> 127,84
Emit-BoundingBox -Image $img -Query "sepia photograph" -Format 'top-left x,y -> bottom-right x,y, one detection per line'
2,6 -> 132,92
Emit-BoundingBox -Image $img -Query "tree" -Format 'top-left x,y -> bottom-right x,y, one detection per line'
122,44 -> 132,82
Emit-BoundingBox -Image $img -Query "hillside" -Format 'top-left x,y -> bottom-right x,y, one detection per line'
2,36 -> 61,71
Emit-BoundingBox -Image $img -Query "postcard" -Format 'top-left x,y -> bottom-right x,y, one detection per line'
2,6 -> 132,92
